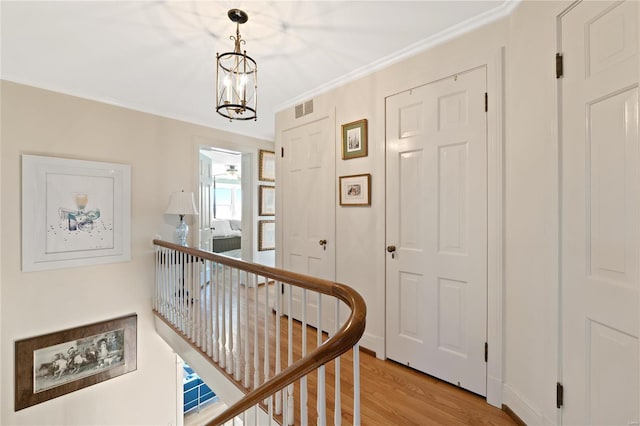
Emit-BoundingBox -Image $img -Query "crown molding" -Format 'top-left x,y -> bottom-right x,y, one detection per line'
276,0 -> 520,113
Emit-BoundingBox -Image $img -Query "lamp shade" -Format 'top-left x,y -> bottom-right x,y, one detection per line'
165,191 -> 199,216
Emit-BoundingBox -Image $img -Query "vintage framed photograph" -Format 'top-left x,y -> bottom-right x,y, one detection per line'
258,220 -> 275,251
21,155 -> 131,272
339,174 -> 371,206
259,149 -> 275,182
15,314 -> 137,411
341,118 -> 368,160
259,185 -> 275,216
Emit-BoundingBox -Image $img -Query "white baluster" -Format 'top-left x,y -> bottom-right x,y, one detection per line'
207,260 -> 213,357
253,273 -> 260,390
334,300 -> 341,426
301,289 -> 308,426
287,283 -> 294,426
275,281 -> 282,415
243,271 -> 250,388
220,263 -> 227,370
234,266 -> 241,381
263,276 -> 270,389
353,343 -> 361,426
155,248 -> 160,313
191,256 -> 196,339
166,249 -> 172,320
254,404 -> 259,426
178,252 -> 183,333
227,266 -> 234,375
198,257 -> 204,348
182,252 -> 188,334
213,261 -> 220,363
168,250 -> 174,323
317,294 -> 326,426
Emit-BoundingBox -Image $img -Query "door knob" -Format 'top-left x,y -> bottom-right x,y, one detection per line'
319,239 -> 327,251
387,245 -> 397,259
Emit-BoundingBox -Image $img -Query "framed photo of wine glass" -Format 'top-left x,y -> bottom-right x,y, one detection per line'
21,155 -> 131,272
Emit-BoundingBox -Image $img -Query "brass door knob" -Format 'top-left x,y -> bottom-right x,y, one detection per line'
386,245 -> 396,253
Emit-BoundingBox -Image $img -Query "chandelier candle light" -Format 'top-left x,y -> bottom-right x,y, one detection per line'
165,190 -> 199,246
216,9 -> 258,121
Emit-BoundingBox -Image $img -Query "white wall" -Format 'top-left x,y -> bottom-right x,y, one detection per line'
502,2 -> 571,424
0,81 -> 270,425
276,1 -> 571,424
276,16 -> 507,362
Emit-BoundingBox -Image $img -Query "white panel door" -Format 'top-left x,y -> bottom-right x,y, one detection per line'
199,152 -> 213,252
281,117 -> 335,331
561,1 -> 639,424
386,67 -> 488,395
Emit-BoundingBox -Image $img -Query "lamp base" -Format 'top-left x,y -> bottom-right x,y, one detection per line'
176,216 -> 189,246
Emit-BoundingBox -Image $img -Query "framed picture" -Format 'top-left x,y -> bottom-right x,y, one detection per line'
341,119 -> 368,160
339,174 -> 372,206
259,150 -> 275,182
21,155 -> 131,272
259,185 -> 275,216
15,314 -> 137,411
258,220 -> 275,251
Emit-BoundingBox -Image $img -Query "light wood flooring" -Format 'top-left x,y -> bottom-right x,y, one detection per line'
186,281 -> 516,425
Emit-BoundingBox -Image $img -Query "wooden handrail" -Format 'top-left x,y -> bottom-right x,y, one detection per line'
152,240 -> 367,425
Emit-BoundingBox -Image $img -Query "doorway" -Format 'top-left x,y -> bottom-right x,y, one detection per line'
199,148 -> 243,258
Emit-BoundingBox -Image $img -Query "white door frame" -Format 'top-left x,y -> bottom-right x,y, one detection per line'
383,48 -> 505,407
485,48 -> 505,409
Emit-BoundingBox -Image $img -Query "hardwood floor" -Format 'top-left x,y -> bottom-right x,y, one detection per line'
191,280 -> 515,425
356,352 -> 514,425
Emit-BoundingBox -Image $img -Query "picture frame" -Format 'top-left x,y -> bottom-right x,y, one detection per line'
259,185 -> 275,216
258,220 -> 275,251
339,174 -> 372,206
21,155 -> 132,272
259,150 -> 275,182
341,118 -> 368,160
15,314 -> 137,411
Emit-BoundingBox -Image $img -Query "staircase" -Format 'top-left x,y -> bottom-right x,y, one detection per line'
152,240 -> 366,425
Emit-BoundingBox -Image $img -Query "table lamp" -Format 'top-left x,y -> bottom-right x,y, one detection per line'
165,190 -> 199,246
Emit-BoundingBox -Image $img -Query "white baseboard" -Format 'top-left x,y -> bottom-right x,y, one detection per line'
502,384 -> 552,425
487,374 -> 503,408
359,332 -> 385,360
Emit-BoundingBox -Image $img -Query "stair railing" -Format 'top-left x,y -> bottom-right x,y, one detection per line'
153,240 -> 366,425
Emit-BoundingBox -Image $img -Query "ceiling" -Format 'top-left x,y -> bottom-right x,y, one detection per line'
1,1 -> 516,141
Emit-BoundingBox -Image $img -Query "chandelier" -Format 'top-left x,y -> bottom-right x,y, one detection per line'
216,9 -> 258,121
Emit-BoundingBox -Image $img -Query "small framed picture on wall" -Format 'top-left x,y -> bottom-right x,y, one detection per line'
259,150 -> 275,182
259,185 -> 275,216
258,220 -> 275,251
339,173 -> 371,206
341,119 -> 368,160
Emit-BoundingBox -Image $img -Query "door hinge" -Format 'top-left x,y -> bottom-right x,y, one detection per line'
484,92 -> 488,112
556,382 -> 564,408
556,53 -> 563,79
281,147 -> 284,157
484,342 -> 488,362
